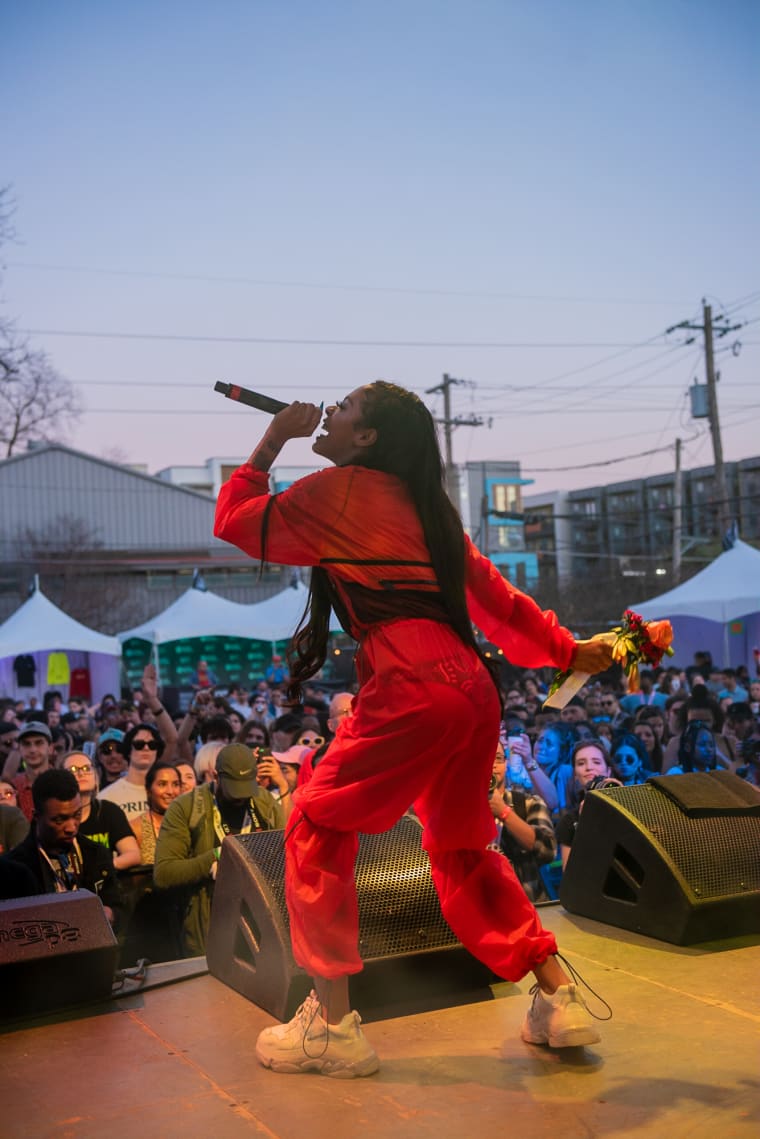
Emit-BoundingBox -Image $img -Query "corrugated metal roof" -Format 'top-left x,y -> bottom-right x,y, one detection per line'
0,444 -> 220,554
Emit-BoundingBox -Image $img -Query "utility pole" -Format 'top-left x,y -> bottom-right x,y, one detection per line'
666,300 -> 742,541
672,437 -> 682,583
425,373 -> 484,510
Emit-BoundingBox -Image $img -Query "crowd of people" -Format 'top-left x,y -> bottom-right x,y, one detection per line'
1,651 -> 758,965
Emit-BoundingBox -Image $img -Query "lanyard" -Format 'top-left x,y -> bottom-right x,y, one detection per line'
212,799 -> 261,847
38,840 -> 83,893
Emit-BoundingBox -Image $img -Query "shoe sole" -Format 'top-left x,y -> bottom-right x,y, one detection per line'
255,1046 -> 379,1078
521,1024 -> 601,1048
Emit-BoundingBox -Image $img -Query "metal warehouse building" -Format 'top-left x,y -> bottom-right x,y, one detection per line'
0,444 -> 292,631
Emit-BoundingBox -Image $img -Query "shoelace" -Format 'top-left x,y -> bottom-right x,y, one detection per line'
299,991 -> 331,1059
529,953 -> 613,1022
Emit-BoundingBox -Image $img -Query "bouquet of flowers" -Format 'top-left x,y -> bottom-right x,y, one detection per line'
546,609 -> 674,708
609,609 -> 674,692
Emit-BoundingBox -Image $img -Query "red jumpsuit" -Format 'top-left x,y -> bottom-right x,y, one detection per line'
215,463 -> 576,982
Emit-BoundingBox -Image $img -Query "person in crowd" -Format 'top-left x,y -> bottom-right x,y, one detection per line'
269,712 -> 304,752
0,768 -> 121,920
175,760 -> 198,795
619,670 -> 668,713
265,653 -> 288,685
0,798 -> 29,855
62,751 -> 141,871
736,737 -> 760,787
130,762 -> 181,865
99,723 -> 164,821
662,688 -> 733,770
559,696 -> 587,725
253,744 -> 301,819
190,658 -> 217,690
529,721 -> 578,812
632,720 -> 664,774
0,722 -> 20,778
0,780 -> 19,808
199,714 -> 236,746
556,741 -> 618,867
666,721 -> 722,774
214,382 -> 613,1076
664,691 -> 689,741
153,743 -> 286,955
599,691 -> 622,721
634,702 -> 668,745
13,721 -> 55,821
94,728 -> 128,787
237,719 -> 271,749
723,703 -> 757,759
610,732 -> 651,786
718,668 -> 749,704
193,741 -> 225,784
488,741 -> 556,903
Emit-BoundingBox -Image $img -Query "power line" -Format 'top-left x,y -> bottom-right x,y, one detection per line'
6,261 -> 691,306
17,327 -> 663,349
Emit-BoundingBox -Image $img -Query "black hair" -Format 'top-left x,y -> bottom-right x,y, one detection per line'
725,702 -> 753,723
121,722 -> 165,759
32,768 -> 79,813
282,381 -> 502,704
198,714 -> 235,744
237,719 -> 271,747
610,731 -> 649,771
541,721 -> 579,769
678,720 -> 716,772
144,761 -> 180,797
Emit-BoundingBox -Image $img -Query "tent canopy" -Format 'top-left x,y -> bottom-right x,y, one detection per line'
118,582 -> 343,645
0,589 -> 120,657
635,540 -> 760,624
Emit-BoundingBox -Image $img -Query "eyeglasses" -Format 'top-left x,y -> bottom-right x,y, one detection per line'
99,742 -> 120,754
67,764 -> 93,775
0,789 -> 16,799
298,735 -> 324,747
132,739 -> 159,751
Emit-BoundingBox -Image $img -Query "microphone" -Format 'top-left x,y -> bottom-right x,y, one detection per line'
214,382 -> 288,415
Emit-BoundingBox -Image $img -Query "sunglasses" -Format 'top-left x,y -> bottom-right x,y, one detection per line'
132,739 -> 159,751
99,742 -> 121,754
298,734 -> 325,747
68,763 -> 93,775
0,789 -> 16,799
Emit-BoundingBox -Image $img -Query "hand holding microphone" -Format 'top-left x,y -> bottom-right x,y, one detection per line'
214,381 -> 322,440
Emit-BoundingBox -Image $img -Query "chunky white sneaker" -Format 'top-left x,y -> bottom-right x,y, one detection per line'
520,983 -> 602,1048
255,991 -> 380,1078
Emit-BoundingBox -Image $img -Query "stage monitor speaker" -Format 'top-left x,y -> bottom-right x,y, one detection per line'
206,815 -> 493,1021
560,771 -> 760,945
0,890 -> 119,1019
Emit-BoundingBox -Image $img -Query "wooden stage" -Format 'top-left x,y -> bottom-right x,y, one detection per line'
2,904 -> 759,1139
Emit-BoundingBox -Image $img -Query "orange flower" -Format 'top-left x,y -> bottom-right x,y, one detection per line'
647,620 -> 673,653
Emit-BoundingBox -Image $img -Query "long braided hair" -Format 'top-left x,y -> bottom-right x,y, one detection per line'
284,381 -> 501,703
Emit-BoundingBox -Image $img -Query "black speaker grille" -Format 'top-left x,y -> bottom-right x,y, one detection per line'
599,785 -> 760,900
235,816 -> 458,961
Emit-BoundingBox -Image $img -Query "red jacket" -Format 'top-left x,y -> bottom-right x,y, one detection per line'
214,463 -> 575,671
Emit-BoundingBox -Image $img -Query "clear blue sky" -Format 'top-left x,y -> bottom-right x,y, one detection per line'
3,0 -> 758,494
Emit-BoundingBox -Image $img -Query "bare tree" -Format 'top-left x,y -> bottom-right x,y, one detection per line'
0,333 -> 82,456
0,186 -> 81,456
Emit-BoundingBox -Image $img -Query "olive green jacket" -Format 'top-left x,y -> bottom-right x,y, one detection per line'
153,782 -> 284,956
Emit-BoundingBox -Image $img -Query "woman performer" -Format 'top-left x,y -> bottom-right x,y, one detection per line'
214,382 -> 613,1078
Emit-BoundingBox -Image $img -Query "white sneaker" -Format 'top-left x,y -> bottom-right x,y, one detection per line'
521,983 -> 602,1048
255,991 -> 380,1078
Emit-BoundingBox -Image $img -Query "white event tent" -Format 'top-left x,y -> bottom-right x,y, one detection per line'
0,587 -> 121,702
117,581 -> 343,645
634,539 -> 760,669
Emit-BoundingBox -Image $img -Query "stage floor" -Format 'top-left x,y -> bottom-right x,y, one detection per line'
2,904 -> 759,1139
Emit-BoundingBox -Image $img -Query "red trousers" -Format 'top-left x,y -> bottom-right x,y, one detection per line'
287,620 -> 557,982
